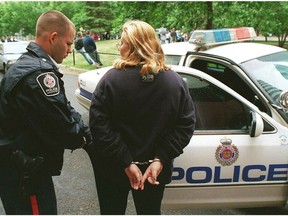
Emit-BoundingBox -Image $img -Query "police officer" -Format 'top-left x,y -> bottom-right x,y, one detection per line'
0,10 -> 92,214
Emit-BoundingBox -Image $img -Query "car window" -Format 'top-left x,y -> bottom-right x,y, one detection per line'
180,73 -> 275,133
275,64 -> 288,79
241,51 -> 288,124
180,73 -> 250,131
241,51 -> 288,105
190,59 -> 268,114
165,55 -> 181,65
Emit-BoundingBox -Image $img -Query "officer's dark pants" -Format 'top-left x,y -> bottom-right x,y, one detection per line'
94,166 -> 165,215
0,163 -> 57,215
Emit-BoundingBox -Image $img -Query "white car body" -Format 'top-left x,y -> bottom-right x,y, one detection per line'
75,27 -> 288,209
0,41 -> 29,73
75,66 -> 113,110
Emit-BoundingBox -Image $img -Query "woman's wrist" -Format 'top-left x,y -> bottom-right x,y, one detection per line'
152,157 -> 162,164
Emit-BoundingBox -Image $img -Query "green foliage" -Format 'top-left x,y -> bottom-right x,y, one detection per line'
1,1 -> 288,46
0,1 -> 41,36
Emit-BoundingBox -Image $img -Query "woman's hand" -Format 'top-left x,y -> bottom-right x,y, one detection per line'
140,160 -> 163,190
124,163 -> 143,190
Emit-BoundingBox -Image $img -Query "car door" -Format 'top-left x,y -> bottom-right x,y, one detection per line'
163,66 -> 288,209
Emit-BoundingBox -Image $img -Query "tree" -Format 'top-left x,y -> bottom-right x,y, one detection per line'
206,2 -> 213,29
79,1 -> 114,35
0,1 -> 115,38
256,1 -> 288,47
213,2 -> 258,28
212,1 -> 288,47
0,1 -> 44,36
0,1 -> 288,47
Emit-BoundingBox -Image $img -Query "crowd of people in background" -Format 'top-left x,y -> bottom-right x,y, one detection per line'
1,36 -> 18,42
74,31 -> 99,67
83,30 -> 112,41
74,26 -> 191,46
74,29 -> 105,68
74,26 -> 193,66
1,26 -> 192,69
2,26 -> 191,45
156,27 -> 193,44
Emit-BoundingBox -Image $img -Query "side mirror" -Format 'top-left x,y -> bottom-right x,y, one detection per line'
280,90 -> 288,110
249,111 -> 264,137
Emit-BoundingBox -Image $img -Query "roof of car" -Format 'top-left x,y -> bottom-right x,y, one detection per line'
162,41 -> 285,64
162,42 -> 198,56
203,42 -> 285,64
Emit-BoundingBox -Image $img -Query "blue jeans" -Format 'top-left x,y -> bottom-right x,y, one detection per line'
76,48 -> 95,65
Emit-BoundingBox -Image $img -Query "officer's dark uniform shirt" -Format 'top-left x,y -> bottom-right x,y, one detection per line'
0,42 -> 88,176
89,65 -> 196,183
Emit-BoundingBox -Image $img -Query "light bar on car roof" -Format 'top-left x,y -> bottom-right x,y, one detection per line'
189,27 -> 257,47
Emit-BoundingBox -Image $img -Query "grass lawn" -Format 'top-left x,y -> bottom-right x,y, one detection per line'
63,39 -> 120,73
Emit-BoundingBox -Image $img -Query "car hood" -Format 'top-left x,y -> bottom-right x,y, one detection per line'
78,66 -> 113,93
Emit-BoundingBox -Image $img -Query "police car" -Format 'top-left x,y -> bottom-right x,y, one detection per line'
75,27 -> 288,209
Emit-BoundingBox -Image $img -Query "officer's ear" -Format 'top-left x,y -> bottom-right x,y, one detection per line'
49,32 -> 58,44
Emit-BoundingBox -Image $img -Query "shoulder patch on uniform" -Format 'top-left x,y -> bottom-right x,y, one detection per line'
36,72 -> 60,96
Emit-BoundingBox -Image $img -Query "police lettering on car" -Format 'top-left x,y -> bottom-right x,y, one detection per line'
172,164 -> 288,183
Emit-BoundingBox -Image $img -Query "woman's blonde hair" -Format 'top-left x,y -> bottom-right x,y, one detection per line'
114,20 -> 170,75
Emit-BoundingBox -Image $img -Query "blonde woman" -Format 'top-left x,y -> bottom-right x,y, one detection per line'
89,20 -> 196,215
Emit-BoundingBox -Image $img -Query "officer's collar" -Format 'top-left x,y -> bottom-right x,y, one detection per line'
26,42 -> 59,71
48,55 -> 59,69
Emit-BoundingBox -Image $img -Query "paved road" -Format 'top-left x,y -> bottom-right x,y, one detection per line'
1,70 -> 288,214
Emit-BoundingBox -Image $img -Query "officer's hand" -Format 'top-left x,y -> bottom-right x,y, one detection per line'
82,129 -> 97,160
79,129 -> 93,149
83,129 -> 92,145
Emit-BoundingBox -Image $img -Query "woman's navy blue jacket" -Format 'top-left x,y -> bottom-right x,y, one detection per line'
89,65 -> 196,183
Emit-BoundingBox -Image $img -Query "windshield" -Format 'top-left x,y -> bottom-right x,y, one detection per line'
241,51 -> 288,120
165,55 -> 182,65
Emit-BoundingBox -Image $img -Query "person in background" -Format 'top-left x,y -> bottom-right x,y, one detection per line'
74,31 -> 99,67
170,28 -> 177,42
83,29 -> 103,67
91,31 -> 99,41
89,20 -> 196,215
166,30 -> 171,43
0,10 -> 92,215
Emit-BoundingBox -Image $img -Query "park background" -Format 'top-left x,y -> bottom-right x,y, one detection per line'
1,1 -> 287,70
